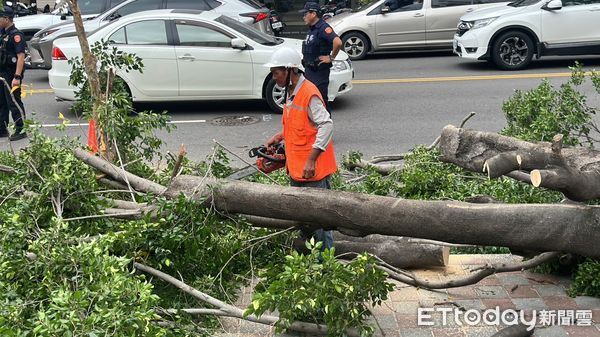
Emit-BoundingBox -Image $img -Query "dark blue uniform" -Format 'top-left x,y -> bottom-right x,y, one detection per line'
302,18 -> 338,111
0,23 -> 26,136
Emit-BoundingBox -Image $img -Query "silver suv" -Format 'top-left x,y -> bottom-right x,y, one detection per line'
328,0 -> 508,60
29,0 -> 272,69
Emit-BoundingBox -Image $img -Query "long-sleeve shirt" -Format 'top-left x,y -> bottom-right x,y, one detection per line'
286,75 -> 333,151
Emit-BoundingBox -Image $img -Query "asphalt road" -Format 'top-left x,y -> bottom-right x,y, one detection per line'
3,51 -> 600,164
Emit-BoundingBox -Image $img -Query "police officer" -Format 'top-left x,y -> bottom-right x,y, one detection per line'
0,6 -> 27,141
299,1 -> 342,114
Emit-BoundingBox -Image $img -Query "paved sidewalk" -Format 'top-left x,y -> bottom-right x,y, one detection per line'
217,254 -> 600,337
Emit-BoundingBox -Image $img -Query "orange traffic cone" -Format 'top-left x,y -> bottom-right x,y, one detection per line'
88,119 -> 98,153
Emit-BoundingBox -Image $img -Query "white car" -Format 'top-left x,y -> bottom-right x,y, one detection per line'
49,10 -> 353,113
453,0 -> 600,70
15,0 -> 120,40
328,0 -> 509,60
31,0 -> 273,69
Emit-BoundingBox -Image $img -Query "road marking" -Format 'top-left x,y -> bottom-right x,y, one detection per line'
352,72 -> 577,84
26,89 -> 55,94
40,119 -> 207,128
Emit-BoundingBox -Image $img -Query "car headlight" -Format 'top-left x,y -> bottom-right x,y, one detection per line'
332,60 -> 348,72
471,17 -> 498,30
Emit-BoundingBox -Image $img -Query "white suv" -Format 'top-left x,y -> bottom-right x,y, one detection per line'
453,0 -> 600,70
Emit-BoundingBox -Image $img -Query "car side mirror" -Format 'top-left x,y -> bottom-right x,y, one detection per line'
543,0 -> 562,10
60,14 -> 67,20
231,38 -> 247,50
381,5 -> 390,13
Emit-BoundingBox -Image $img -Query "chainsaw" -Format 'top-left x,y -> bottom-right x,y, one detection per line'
227,143 -> 286,180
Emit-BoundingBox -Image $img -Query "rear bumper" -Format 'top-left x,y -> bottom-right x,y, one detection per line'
49,63 -> 77,101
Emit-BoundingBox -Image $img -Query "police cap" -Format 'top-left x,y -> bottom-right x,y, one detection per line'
299,1 -> 320,14
0,6 -> 15,19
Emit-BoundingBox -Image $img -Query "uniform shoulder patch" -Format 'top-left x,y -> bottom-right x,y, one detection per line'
14,35 -> 21,43
325,27 -> 333,34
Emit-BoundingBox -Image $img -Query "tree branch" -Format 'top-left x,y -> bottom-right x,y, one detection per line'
379,252 -> 560,289
133,262 -> 359,336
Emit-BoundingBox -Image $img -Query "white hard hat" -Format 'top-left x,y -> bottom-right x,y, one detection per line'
264,47 -> 304,72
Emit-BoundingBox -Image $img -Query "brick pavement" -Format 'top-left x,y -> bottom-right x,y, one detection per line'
216,255 -> 600,337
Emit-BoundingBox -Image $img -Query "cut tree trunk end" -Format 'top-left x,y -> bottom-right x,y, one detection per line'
439,125 -> 600,201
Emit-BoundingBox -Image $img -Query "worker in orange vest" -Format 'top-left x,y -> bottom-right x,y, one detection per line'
264,47 -> 337,251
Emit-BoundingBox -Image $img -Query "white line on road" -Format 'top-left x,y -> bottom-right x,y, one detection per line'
40,119 -> 207,128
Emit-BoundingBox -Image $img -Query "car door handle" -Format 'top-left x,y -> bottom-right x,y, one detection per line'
413,12 -> 424,17
465,7 -> 475,12
178,55 -> 196,61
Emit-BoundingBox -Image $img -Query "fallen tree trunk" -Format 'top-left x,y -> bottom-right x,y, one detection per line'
164,175 -> 600,257
439,125 -> 600,201
75,149 -> 600,257
333,233 -> 449,268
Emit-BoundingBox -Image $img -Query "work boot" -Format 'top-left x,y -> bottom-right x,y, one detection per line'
9,130 -> 27,141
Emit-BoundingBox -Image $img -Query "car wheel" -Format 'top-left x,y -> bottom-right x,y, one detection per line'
491,31 -> 534,70
266,78 -> 285,114
342,32 -> 369,61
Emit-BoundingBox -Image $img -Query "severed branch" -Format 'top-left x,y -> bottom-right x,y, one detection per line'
378,252 -> 560,289
439,125 -> 600,201
346,112 -> 477,174
74,148 -> 167,195
0,164 -> 15,174
134,262 -> 360,336
170,144 -> 187,181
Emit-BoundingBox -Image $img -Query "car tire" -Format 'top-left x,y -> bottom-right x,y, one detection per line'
342,32 -> 369,61
491,31 -> 534,70
266,78 -> 285,114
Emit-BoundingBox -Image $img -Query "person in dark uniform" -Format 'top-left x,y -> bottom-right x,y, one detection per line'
299,1 -> 342,114
0,6 -> 27,141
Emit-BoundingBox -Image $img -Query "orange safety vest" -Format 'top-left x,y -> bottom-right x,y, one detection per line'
282,79 -> 337,182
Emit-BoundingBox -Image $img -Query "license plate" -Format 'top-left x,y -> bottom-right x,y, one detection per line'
272,22 -> 283,29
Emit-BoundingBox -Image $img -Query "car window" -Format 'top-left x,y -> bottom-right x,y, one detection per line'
383,0 -> 424,11
108,27 -> 127,44
507,0 -> 540,6
176,21 -> 233,47
431,0 -> 472,7
78,0 -> 107,14
124,20 -> 168,45
562,0 -> 599,5
205,0 -> 222,9
215,15 -> 281,45
111,0 -> 162,19
166,0 -> 213,10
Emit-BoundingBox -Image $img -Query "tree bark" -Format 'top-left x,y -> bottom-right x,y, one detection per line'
333,233 -> 449,268
163,175 -> 600,257
65,0 -> 102,111
439,125 -> 600,201
73,148 -> 166,195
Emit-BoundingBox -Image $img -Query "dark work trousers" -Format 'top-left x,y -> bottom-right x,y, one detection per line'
305,68 -> 331,115
290,176 -> 334,253
315,81 -> 330,114
0,73 -> 25,133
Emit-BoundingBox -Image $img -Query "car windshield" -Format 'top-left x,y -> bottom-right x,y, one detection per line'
355,0 -> 382,11
215,15 -> 282,46
507,0 -> 540,6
